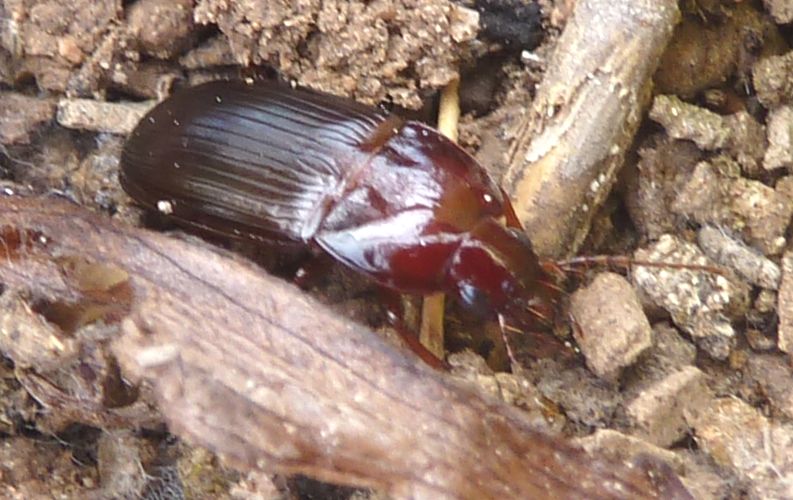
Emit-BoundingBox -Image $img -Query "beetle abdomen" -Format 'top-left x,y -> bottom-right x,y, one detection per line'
120,80 -> 396,245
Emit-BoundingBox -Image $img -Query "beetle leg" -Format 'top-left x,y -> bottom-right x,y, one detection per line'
568,309 -> 585,340
292,252 -> 335,290
497,311 -> 575,366
497,314 -> 520,370
380,288 -> 450,371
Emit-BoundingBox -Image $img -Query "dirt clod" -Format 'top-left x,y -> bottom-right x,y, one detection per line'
570,272 -> 652,380
743,354 -> 793,420
56,98 -> 154,135
745,327 -> 778,352
624,137 -> 704,240
654,3 -> 784,99
776,251 -> 793,359
69,135 -> 127,211
126,0 -> 195,59
633,234 -> 747,360
12,0 -> 121,63
697,225 -> 781,290
5,0 -> 122,94
0,93 -> 56,145
179,36 -> 237,70
628,322 -> 697,386
193,0 -> 479,108
764,105 -> 793,171
691,397 -> 793,499
626,366 -> 709,447
649,95 -> 730,150
725,111 -> 767,177
764,0 -> 793,23
574,429 -> 684,473
672,161 -> 793,256
449,350 -> 562,433
753,50 -> 793,109
532,359 -> 622,430
649,97 -> 767,177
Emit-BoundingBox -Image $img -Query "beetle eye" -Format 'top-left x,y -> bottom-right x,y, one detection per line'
457,282 -> 492,319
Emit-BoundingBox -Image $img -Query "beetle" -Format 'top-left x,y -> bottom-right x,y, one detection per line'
119,80 -> 565,359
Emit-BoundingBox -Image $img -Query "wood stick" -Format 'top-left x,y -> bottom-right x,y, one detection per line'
502,0 -> 680,258
0,196 -> 691,499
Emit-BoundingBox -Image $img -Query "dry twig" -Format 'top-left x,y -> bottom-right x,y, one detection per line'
503,0 -> 680,257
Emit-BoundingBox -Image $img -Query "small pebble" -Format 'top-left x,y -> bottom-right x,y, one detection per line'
633,234 -> 745,360
626,366 -> 709,447
0,92 -> 56,145
697,225 -> 780,289
763,0 -> 793,24
775,251 -> 793,359
649,95 -> 729,150
574,429 -> 684,473
570,272 -> 652,379
752,51 -> 793,108
763,105 -> 793,171
691,397 -> 793,499
57,98 -> 155,135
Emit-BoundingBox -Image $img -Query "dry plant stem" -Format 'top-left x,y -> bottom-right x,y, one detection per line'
419,292 -> 446,359
437,79 -> 460,142
0,196 -> 691,500
419,79 -> 461,359
503,0 -> 680,258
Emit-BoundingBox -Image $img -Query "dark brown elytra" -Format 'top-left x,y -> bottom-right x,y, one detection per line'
119,80 -> 718,367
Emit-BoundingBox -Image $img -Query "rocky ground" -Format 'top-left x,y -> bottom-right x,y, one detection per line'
1,0 -> 793,498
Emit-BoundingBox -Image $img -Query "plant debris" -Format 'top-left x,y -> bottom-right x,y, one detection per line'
0,196 -> 686,499
3,0 -> 793,497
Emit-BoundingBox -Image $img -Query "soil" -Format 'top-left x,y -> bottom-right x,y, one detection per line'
1,0 -> 793,498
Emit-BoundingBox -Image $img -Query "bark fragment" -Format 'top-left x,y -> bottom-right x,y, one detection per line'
0,195 -> 692,499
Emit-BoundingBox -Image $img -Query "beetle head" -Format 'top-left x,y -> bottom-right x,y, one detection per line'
445,219 -> 559,328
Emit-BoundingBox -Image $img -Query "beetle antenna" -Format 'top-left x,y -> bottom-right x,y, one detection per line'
525,304 -> 554,325
555,255 -> 726,276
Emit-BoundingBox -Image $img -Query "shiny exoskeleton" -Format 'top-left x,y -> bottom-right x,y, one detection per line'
120,80 -> 559,331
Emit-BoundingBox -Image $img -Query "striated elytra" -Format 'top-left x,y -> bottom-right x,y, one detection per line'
120,80 -> 559,328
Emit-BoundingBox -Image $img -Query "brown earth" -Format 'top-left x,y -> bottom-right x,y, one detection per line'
1,0 -> 793,498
